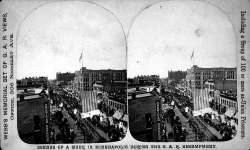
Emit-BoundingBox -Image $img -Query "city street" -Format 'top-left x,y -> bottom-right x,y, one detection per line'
163,103 -> 196,142
173,106 -> 196,142
51,106 -> 86,143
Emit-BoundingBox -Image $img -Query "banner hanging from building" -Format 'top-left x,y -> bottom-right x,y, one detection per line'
81,91 -> 98,113
192,89 -> 210,111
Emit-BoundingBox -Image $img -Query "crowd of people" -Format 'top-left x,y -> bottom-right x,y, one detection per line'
165,86 -> 238,142
161,87 -> 215,142
49,93 -> 78,143
202,114 -> 237,141
53,111 -> 76,143
49,89 -> 127,143
91,116 -> 122,141
161,90 -> 189,142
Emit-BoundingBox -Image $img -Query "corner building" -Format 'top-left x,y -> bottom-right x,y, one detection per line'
74,67 -> 126,93
186,65 -> 236,90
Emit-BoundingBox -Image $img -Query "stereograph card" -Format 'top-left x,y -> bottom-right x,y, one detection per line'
0,0 -> 249,150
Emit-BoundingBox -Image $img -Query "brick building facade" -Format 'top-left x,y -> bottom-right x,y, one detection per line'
133,75 -> 160,85
74,67 -> 126,93
186,65 -> 236,90
168,70 -> 187,83
128,92 -> 162,142
17,94 -> 50,144
56,72 -> 75,82
18,76 -> 48,87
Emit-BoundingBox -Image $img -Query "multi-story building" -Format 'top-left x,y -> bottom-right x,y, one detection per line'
74,67 -> 126,93
213,90 -> 237,121
127,78 -> 134,85
204,79 -> 237,94
168,70 -> 187,83
128,92 -> 162,142
186,65 -> 236,90
19,76 -> 48,87
133,75 -> 160,85
106,95 -> 126,114
17,92 -> 50,144
56,72 -> 75,82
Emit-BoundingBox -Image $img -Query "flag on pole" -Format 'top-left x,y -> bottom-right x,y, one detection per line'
190,50 -> 194,59
79,53 -> 82,62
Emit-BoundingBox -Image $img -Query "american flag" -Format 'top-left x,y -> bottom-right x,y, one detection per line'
190,50 -> 194,59
79,52 -> 82,62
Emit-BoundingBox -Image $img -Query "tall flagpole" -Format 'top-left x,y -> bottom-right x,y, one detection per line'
81,35 -> 84,112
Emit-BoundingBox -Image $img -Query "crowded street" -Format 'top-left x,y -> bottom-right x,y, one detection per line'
159,81 -> 237,142
47,85 -> 128,144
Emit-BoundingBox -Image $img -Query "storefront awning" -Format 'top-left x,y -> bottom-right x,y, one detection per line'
81,113 -> 91,118
233,112 -> 238,119
113,111 -> 123,120
225,109 -> 235,117
200,107 -> 216,115
35,88 -> 43,94
121,114 -> 128,122
88,109 -> 102,116
192,110 -> 202,116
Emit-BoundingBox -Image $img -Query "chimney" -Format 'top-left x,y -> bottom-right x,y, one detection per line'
132,93 -> 136,99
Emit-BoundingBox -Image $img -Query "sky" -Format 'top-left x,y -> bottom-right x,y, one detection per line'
127,1 -> 236,78
17,1 -> 126,79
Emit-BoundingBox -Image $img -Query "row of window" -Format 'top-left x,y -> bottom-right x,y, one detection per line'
214,70 -> 225,74
108,100 -> 125,110
204,84 -> 215,89
219,98 -> 237,108
227,75 -> 235,79
194,75 -> 236,79
75,76 -> 125,82
83,77 -> 90,82
227,70 -> 235,74
195,70 -> 236,75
